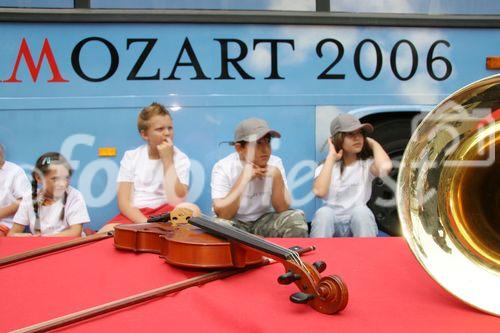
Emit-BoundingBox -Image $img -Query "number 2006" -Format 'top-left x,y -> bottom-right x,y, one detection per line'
316,39 -> 452,81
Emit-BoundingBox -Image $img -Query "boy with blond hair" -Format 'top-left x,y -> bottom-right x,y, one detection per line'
100,103 -> 199,232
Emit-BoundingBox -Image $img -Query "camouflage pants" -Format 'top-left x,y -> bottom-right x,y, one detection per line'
233,209 -> 308,238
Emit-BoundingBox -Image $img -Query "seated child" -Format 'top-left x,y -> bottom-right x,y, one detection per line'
311,114 -> 392,237
0,144 -> 31,236
8,152 -> 90,236
99,103 -> 199,233
211,118 -> 308,237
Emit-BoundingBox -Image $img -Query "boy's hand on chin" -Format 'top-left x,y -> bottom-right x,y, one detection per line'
251,163 -> 278,179
252,163 -> 267,179
158,138 -> 174,162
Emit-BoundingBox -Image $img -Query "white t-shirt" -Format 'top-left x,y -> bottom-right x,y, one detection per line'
211,152 -> 288,222
13,186 -> 90,235
0,161 -> 31,228
117,144 -> 190,208
314,158 -> 376,220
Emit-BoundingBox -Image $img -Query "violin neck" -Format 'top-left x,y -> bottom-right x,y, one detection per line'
189,216 -> 293,260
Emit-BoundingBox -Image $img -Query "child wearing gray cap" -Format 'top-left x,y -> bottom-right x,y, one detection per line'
311,114 -> 392,237
211,118 -> 308,237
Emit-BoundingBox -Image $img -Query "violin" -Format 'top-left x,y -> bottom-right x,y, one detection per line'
113,208 -> 264,269
114,208 -> 348,314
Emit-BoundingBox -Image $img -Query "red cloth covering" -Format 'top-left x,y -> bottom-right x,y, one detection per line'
106,203 -> 175,224
0,237 -> 497,332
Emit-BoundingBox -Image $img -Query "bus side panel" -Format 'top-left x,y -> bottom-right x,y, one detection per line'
0,106 -> 315,229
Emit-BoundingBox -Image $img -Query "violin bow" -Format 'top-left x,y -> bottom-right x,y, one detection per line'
0,231 -> 114,268
11,245 -> 315,333
0,208 -> 191,268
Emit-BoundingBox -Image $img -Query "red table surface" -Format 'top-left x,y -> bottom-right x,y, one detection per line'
0,237 -> 497,332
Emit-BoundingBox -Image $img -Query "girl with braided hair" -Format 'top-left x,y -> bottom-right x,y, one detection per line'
8,152 -> 90,236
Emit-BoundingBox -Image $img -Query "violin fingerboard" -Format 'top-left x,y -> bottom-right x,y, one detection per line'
189,216 -> 292,260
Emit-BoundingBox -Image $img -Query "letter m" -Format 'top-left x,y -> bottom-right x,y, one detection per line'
5,38 -> 68,83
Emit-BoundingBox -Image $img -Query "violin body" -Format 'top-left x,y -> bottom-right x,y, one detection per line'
114,220 -> 264,269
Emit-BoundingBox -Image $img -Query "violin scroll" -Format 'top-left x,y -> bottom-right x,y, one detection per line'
279,260 -> 348,314
311,275 -> 349,314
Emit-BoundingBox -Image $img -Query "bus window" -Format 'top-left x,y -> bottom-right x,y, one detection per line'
329,0 -> 500,15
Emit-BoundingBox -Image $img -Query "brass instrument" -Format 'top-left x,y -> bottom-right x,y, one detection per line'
397,74 -> 499,316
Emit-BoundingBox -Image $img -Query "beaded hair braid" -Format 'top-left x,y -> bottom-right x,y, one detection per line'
32,152 -> 73,224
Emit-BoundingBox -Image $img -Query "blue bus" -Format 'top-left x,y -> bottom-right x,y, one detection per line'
1,1 -> 499,234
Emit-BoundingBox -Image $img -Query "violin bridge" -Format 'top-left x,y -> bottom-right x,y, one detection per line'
169,207 -> 193,226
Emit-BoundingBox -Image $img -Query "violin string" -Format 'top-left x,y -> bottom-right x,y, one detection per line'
221,218 -> 292,257
196,214 -> 282,254
210,215 -> 307,270
197,214 -> 286,254
197,214 -> 309,272
196,214 -> 310,272
288,250 -> 307,271
175,212 -> 309,272
197,214 -> 293,259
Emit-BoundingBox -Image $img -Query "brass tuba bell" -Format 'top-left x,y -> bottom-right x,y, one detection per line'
397,74 -> 499,316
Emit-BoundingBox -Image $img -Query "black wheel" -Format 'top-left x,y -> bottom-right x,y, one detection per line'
367,117 -> 414,236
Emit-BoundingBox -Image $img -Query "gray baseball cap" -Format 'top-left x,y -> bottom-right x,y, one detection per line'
232,118 -> 281,144
330,114 -> 373,137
